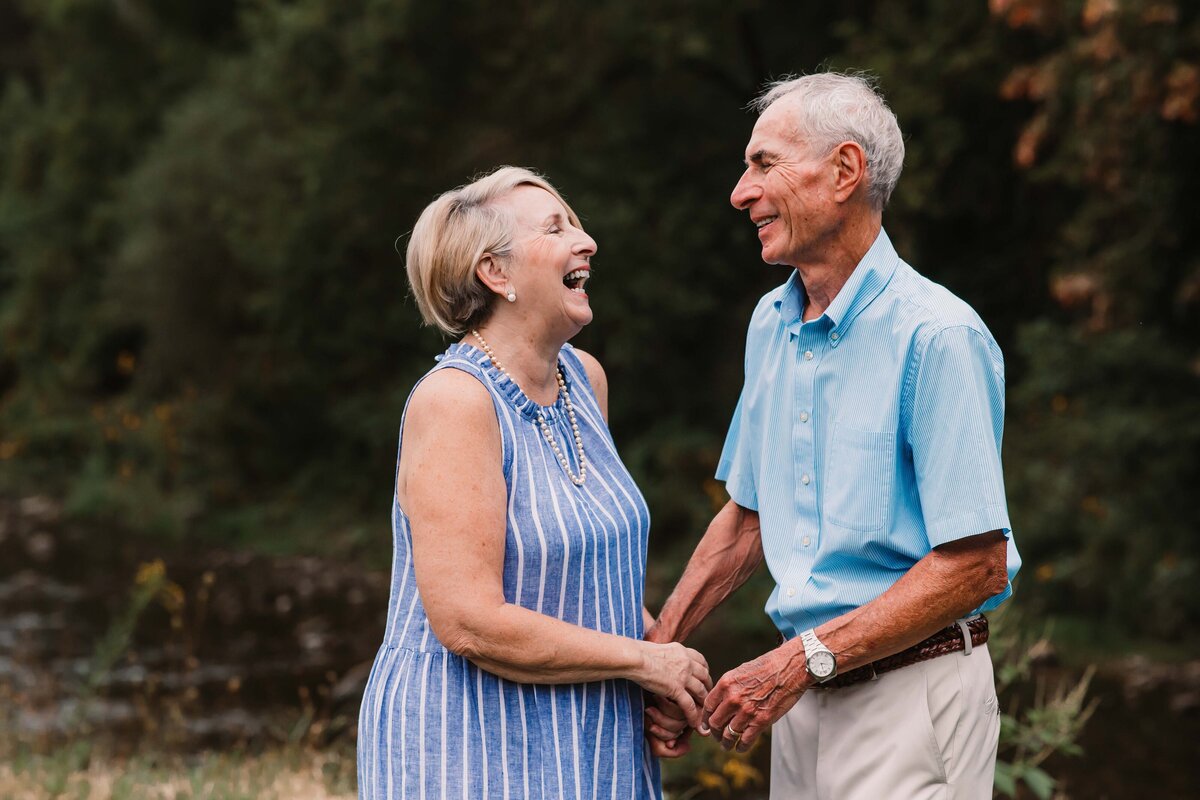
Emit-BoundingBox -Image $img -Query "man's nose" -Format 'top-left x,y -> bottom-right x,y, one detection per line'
730,170 -> 759,210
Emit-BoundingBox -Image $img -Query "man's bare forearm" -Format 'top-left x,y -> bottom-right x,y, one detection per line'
647,500 -> 764,645
816,530 -> 1009,673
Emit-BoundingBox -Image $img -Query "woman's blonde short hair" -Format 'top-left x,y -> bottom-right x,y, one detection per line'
406,166 -> 582,335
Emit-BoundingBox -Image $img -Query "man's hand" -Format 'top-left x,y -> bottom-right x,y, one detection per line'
701,644 -> 810,752
647,730 -> 693,758
644,695 -> 693,758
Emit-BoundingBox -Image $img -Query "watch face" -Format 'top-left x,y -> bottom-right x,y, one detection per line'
808,650 -> 836,678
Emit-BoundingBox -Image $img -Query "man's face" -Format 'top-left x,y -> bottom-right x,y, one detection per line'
730,99 -> 840,268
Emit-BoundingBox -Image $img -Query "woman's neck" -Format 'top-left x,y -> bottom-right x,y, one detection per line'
468,321 -> 563,405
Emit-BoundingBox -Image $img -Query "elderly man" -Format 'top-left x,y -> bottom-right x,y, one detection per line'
644,72 -> 1022,798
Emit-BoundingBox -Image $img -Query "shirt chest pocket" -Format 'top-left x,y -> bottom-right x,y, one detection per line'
824,424 -> 895,532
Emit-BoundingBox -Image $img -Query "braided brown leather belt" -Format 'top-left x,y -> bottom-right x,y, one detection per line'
821,616 -> 990,690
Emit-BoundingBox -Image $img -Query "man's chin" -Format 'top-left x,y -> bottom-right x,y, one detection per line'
760,248 -> 787,267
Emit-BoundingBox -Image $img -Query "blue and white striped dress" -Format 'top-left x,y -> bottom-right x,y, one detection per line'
358,342 -> 661,799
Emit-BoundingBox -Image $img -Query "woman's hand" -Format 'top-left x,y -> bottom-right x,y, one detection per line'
633,642 -> 711,729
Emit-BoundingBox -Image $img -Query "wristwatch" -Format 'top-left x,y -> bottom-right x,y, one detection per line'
800,628 -> 837,683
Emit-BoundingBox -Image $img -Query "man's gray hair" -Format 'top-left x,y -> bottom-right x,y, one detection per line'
754,72 -> 905,211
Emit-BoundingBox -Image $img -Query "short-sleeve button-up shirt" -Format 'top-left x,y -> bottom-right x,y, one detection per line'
717,228 -> 1021,638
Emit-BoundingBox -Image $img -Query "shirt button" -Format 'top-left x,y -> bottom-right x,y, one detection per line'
804,350 -> 814,360
801,474 -> 811,485
830,332 -> 839,341
802,536 -> 811,547
786,587 -> 796,597
800,411 -> 810,422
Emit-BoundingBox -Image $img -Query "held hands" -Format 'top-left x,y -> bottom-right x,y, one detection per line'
645,646 -> 810,757
635,638 -> 812,757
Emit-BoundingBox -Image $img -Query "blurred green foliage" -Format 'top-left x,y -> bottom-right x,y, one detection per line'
0,0 -> 1197,641
989,611 -> 1097,800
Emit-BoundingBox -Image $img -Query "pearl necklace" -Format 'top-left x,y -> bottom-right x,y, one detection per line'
471,330 -> 588,486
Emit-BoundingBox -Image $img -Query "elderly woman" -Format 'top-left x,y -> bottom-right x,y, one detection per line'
357,167 -> 711,799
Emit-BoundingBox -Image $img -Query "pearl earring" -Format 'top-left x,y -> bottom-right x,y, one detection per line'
506,290 -> 516,303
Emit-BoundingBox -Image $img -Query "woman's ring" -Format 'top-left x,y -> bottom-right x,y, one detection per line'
725,724 -> 744,738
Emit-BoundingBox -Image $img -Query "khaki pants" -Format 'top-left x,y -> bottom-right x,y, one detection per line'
770,643 -> 1000,800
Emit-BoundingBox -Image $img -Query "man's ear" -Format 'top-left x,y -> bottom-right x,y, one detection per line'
475,253 -> 508,297
832,141 -> 868,204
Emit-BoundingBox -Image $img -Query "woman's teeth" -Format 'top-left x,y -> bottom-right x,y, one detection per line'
564,269 -> 589,293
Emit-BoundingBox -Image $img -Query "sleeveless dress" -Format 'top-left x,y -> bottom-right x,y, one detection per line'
357,342 -> 662,799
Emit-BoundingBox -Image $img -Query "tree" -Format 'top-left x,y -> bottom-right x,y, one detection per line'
992,0 -> 1200,638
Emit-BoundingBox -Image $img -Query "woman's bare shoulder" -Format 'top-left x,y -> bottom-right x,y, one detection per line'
405,366 -> 496,434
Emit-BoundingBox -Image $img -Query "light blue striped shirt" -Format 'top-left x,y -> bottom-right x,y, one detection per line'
717,228 -> 1021,639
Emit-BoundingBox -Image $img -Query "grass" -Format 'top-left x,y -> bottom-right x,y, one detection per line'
0,743 -> 357,800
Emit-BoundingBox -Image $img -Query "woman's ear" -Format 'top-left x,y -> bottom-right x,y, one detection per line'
475,253 -> 509,298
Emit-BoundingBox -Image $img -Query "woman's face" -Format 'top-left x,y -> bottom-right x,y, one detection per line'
499,185 -> 597,338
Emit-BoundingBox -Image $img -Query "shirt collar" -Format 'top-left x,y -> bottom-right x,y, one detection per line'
775,271 -> 805,329
773,227 -> 899,337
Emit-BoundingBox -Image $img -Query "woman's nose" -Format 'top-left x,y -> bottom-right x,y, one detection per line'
573,230 -> 597,257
